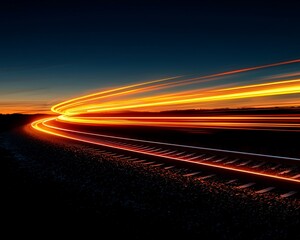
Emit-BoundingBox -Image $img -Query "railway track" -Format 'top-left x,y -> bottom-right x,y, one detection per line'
32,117 -> 300,198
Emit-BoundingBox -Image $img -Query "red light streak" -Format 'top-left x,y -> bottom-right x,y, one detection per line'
31,118 -> 300,184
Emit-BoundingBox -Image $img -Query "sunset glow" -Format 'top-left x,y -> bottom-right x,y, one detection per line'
3,2 -> 300,236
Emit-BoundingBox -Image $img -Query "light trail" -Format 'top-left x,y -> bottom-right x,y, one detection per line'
84,80 -> 300,113
57,115 -> 300,131
30,59 -> 300,188
51,59 -> 300,115
31,118 -> 300,185
38,118 -> 300,162
51,76 -> 182,114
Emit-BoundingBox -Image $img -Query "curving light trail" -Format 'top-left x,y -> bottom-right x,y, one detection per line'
31,59 -> 300,186
57,115 -> 300,131
51,59 -> 300,115
31,117 -> 300,185
84,80 -> 300,113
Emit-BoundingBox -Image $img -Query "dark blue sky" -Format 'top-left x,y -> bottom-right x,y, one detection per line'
1,0 -> 300,113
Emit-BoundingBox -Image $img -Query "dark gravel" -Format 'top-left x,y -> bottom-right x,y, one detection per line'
0,125 -> 299,239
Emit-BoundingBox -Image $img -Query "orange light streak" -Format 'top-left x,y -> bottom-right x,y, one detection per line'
84,82 -> 300,113
51,59 -> 300,115
51,76 -> 180,114
56,115 -> 300,130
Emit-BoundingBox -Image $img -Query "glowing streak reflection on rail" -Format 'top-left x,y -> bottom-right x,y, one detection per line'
31,118 -> 300,184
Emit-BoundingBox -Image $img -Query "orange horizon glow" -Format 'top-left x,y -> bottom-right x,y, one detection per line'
0,107 -> 52,115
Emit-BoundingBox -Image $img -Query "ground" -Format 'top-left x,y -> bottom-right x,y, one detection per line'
0,120 -> 299,239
